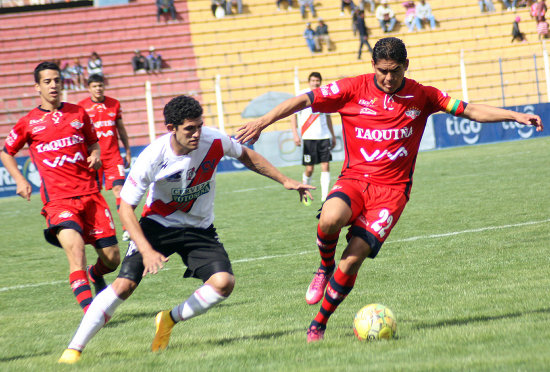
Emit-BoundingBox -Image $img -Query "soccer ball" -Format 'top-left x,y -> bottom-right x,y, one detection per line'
353,303 -> 397,341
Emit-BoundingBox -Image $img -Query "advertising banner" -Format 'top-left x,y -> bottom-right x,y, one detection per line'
432,103 -> 549,148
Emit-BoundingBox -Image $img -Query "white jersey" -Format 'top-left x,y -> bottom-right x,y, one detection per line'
120,127 -> 243,228
297,88 -> 331,140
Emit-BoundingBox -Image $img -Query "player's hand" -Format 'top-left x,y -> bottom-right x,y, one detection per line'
331,135 -> 337,149
515,112 -> 543,132
282,178 -> 316,203
235,119 -> 265,144
125,153 -> 132,169
87,154 -> 102,170
141,249 -> 169,277
16,179 -> 32,201
522,114 -> 544,132
294,136 -> 301,147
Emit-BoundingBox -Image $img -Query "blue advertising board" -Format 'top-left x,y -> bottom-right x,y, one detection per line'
432,103 -> 549,148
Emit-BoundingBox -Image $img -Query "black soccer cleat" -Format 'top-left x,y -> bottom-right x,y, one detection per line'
87,265 -> 107,295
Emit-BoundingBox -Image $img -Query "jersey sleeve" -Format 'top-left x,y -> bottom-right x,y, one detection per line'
120,147 -> 154,206
222,136 -> 243,159
310,77 -> 356,113
80,109 -> 99,146
115,100 -> 122,120
423,85 -> 468,116
3,117 -> 30,156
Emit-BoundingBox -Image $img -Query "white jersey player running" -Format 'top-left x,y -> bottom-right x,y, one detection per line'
58,95 -> 314,364
291,72 -> 336,203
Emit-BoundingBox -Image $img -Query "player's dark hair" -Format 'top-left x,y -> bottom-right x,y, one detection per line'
308,72 -> 322,82
34,61 -> 61,83
87,74 -> 104,86
164,95 -> 203,127
372,37 -> 408,65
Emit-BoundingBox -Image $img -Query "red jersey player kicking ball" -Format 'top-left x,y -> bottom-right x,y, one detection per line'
236,37 -> 544,342
78,74 -> 132,241
1,62 -> 121,313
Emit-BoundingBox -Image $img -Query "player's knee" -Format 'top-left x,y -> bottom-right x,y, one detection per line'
111,278 -> 138,300
319,212 -> 347,233
104,245 -> 121,269
206,272 -> 235,297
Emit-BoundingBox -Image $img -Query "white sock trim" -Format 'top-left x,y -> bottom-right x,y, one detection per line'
172,284 -> 226,322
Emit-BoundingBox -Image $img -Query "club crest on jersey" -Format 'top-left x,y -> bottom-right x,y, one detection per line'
186,167 -> 196,180
70,119 -> 84,130
108,112 -> 116,117
405,107 -> 421,120
58,211 -> 73,219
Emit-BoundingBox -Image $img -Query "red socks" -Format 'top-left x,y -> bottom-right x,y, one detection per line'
314,267 -> 357,326
69,270 -> 93,313
316,225 -> 339,271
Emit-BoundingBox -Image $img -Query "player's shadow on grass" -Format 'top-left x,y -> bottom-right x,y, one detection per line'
196,328 -> 302,347
411,307 -> 550,330
103,301 -> 249,328
0,351 -> 50,363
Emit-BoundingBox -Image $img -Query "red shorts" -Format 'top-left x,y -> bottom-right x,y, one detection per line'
98,155 -> 126,190
41,192 -> 118,248
326,178 -> 408,258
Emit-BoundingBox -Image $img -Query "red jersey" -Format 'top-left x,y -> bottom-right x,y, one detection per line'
78,96 -> 123,161
310,74 -> 466,195
3,103 -> 100,203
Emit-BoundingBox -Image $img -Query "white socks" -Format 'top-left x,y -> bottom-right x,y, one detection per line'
68,285 -> 124,351
302,172 -> 312,186
171,284 -> 226,322
320,171 -> 331,201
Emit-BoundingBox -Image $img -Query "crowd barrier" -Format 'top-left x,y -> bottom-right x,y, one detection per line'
0,102 -> 548,199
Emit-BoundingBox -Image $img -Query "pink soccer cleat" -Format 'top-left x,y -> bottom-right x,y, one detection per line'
307,324 -> 326,343
305,267 -> 333,305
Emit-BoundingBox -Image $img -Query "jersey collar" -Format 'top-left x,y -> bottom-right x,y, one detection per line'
372,75 -> 406,95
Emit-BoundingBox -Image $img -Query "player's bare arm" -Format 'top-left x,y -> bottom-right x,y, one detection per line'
118,200 -> 169,276
238,146 -> 315,202
290,114 -> 301,146
326,115 -> 336,150
0,151 -> 32,201
86,142 -> 102,170
461,103 -> 544,131
115,118 -> 132,167
236,94 -> 312,144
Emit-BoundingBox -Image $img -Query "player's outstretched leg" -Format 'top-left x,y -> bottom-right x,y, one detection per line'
306,225 -> 339,305
58,285 -> 124,363
307,267 -> 357,342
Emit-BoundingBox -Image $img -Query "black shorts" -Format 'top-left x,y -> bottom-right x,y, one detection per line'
117,218 -> 233,285
302,139 -> 332,165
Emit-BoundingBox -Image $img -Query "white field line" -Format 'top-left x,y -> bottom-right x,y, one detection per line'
1,218 -> 548,293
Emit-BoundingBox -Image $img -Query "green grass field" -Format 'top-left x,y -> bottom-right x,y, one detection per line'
1,138 -> 549,371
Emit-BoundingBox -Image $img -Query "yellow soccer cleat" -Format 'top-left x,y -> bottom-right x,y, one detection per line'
58,348 -> 81,364
151,310 -> 176,352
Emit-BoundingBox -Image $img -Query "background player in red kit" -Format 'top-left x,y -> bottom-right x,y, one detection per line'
78,74 -> 132,241
236,37 -> 544,342
0,62 -> 120,313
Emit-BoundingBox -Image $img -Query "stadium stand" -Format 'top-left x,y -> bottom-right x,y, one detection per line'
0,0 -> 546,147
